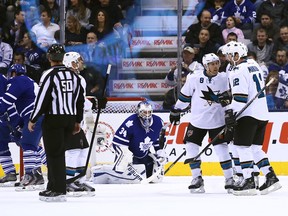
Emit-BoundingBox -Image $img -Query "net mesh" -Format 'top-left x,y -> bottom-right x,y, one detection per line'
96,97 -> 146,113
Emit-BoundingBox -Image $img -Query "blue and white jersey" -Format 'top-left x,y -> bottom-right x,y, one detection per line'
227,58 -> 268,121
174,70 -> 229,129
222,0 -> 256,24
112,114 -> 164,159
0,74 -> 7,98
0,75 -> 38,118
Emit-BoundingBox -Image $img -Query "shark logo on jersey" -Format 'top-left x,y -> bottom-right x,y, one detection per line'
139,136 -> 153,152
200,86 -> 220,105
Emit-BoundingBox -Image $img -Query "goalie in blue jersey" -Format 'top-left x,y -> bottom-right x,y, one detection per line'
93,101 -> 167,184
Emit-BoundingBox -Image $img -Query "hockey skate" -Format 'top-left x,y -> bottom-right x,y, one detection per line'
233,176 -> 257,196
15,168 -> 45,191
39,190 -> 66,202
66,182 -> 85,197
254,172 -> 260,190
188,176 -> 205,193
224,177 -> 234,194
259,167 -> 282,195
74,181 -> 95,197
233,173 -> 244,189
0,173 -> 17,187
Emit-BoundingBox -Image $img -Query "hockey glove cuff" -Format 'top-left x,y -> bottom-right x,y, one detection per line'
218,90 -> 232,107
169,107 -> 181,125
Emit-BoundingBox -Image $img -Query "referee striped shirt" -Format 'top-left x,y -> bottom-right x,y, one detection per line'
30,65 -> 85,123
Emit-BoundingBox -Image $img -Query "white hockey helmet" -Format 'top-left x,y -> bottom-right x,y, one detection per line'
63,52 -> 82,69
224,41 -> 248,58
136,101 -> 153,129
202,53 -> 220,69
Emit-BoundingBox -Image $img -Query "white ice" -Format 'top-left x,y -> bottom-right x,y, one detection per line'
1,176 -> 287,216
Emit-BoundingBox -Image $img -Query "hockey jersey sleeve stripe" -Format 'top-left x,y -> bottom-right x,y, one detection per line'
113,135 -> 130,143
233,94 -> 248,103
178,92 -> 191,103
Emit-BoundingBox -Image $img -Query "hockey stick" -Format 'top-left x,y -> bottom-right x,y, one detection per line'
184,77 -> 275,164
66,64 -> 111,184
164,150 -> 185,174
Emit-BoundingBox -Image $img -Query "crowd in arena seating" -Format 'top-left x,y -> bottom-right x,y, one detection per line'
0,0 -> 287,111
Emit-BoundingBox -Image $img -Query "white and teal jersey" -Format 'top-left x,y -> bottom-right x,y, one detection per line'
175,70 -> 229,129
227,58 -> 268,121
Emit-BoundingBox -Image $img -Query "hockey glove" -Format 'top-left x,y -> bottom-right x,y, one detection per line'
218,90 -> 232,107
169,107 -> 181,125
10,126 -> 22,146
97,97 -> 107,109
224,109 -> 236,142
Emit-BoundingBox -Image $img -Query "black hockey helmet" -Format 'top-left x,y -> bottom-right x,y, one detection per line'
47,44 -> 65,61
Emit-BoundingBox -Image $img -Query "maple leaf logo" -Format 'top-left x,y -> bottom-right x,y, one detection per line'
139,136 -> 153,152
125,120 -> 133,128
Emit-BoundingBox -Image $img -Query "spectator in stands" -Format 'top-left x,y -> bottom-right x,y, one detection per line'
89,0 -> 124,29
0,29 -> 13,74
192,28 -> 218,63
247,51 -> 269,80
12,51 -> 42,84
3,7 -> 27,48
272,25 -> 288,58
265,70 -> 280,110
217,46 -> 229,72
184,9 -> 224,48
268,49 -> 288,74
252,12 -> 280,43
40,0 -> 60,24
67,0 -> 92,30
225,32 -> 238,43
256,0 -> 288,27
14,31 -> 45,70
0,2 -> 6,28
221,0 -> 256,39
64,15 -> 87,46
163,74 -> 187,110
30,8 -> 60,49
90,9 -> 114,41
205,0 -> 226,26
165,45 -> 203,87
222,16 -> 245,43
247,28 -> 274,65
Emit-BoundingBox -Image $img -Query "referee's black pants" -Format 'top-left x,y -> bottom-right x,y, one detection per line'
42,115 -> 76,193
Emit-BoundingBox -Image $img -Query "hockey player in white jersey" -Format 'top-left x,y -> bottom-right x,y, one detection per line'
63,52 -> 104,196
169,53 -> 234,193
93,101 -> 167,184
222,41 -> 281,195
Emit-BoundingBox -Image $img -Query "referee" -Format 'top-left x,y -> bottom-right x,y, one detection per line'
28,44 -> 85,202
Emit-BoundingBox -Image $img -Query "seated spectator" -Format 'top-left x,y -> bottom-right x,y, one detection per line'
247,28 -> 274,65
14,31 -> 45,70
2,7 -> 27,48
66,0 -> 92,30
30,8 -> 60,49
206,0 -> 227,26
225,32 -> 238,43
265,70 -> 280,110
252,12 -> 280,43
65,15 -> 87,46
268,49 -> 288,74
217,46 -> 229,72
256,0 -> 287,27
222,16 -> 245,43
184,9 -> 224,47
12,51 -> 42,84
272,25 -> 288,58
0,29 -> 13,75
40,0 -> 60,24
221,0 -> 256,39
191,29 -> 218,63
165,45 -> 203,87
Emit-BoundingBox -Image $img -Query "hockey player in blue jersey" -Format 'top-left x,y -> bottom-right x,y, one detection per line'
0,64 -> 45,190
93,101 -> 167,184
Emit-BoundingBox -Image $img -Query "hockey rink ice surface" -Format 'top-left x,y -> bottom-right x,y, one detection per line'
1,176 -> 287,216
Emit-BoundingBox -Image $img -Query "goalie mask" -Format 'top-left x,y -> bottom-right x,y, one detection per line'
137,101 -> 153,130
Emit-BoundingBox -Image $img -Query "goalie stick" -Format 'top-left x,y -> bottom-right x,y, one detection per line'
184,77 -> 276,165
66,64 -> 111,184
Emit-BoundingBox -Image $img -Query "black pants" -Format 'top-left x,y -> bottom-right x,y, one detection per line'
42,115 -> 76,193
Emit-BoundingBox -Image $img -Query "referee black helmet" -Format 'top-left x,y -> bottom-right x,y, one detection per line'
47,44 -> 65,61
